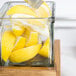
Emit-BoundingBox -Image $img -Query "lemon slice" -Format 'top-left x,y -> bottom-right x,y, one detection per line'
11,15 -> 49,37
11,14 -> 46,28
12,23 -> 25,36
23,26 -> 34,39
35,2 -> 52,17
9,44 -> 42,63
7,5 -> 36,16
13,36 -> 26,50
2,31 -> 16,62
25,32 -> 38,47
39,38 -> 50,57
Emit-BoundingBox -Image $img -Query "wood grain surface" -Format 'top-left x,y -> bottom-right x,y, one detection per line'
0,40 -> 60,76
0,67 -> 56,76
54,40 -> 61,76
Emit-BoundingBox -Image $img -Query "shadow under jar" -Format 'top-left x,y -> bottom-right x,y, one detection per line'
0,1 -> 55,67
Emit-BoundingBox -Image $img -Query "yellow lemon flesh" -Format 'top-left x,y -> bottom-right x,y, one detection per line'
11,14 -> 49,36
2,31 -> 16,62
39,38 -> 50,57
13,36 -> 26,50
7,5 -> 36,16
11,14 -> 46,28
6,5 -> 49,36
24,0 -> 28,2
12,23 -> 25,36
23,26 -> 34,39
11,17 -> 49,36
7,4 -> 46,27
9,44 -> 42,63
35,2 -> 52,17
25,32 -> 38,47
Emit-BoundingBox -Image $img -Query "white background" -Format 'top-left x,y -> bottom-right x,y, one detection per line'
0,0 -> 76,76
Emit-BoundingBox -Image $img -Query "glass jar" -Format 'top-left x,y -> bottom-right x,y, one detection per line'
0,1 -> 55,67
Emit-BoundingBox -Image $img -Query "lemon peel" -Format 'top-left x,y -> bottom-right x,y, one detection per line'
35,2 -> 52,17
7,5 -> 37,17
11,16 -> 49,37
12,23 -> 25,36
13,36 -> 26,51
2,31 -> 16,62
39,38 -> 50,57
25,32 -> 38,47
9,44 -> 42,63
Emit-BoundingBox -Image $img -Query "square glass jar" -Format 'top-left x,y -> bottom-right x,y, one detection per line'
0,1 -> 55,67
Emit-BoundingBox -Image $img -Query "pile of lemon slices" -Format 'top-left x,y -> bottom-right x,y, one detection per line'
2,1 -> 52,63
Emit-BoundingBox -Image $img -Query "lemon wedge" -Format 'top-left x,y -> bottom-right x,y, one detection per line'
9,44 -> 42,63
39,38 -> 50,57
7,5 -> 36,16
2,31 -> 16,62
35,2 -> 52,17
23,26 -> 34,39
11,14 -> 49,36
11,14 -> 46,28
12,23 -> 25,36
25,32 -> 38,47
13,36 -> 26,51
